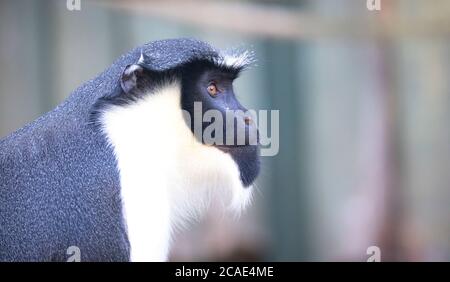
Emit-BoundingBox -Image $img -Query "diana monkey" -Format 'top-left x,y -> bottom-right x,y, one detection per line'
0,39 -> 260,261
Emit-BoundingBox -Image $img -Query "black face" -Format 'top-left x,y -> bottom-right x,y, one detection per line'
180,61 -> 260,187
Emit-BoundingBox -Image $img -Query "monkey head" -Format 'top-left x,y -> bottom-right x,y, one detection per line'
91,42 -> 260,219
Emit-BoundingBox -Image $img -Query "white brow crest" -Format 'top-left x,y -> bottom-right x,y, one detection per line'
217,49 -> 256,70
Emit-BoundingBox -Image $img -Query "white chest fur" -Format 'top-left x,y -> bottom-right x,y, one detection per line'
101,82 -> 251,261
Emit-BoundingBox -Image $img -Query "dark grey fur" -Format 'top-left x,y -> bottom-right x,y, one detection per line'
0,38 -> 220,261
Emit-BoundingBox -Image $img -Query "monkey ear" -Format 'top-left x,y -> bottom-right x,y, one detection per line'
120,64 -> 145,94
137,51 -> 151,65
120,52 -> 153,93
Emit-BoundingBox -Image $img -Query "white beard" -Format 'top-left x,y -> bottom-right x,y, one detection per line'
100,81 -> 252,261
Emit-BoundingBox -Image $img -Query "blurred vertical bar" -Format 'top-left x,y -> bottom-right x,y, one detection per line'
35,0 -> 58,114
263,39 -> 311,260
393,0 -> 450,261
0,0 -> 56,137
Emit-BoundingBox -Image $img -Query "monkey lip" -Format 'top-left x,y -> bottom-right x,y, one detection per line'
213,144 -> 259,151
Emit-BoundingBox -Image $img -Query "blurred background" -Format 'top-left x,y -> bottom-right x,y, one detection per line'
1,0 -> 449,261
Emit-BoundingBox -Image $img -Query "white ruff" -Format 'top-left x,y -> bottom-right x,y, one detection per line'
100,82 -> 252,262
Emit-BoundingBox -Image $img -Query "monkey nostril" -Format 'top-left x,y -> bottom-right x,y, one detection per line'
244,116 -> 252,125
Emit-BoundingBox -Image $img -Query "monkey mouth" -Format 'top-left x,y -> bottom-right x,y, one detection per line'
213,144 -> 257,150
213,144 -> 260,187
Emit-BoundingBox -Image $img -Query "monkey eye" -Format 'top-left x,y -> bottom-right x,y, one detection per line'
207,83 -> 219,97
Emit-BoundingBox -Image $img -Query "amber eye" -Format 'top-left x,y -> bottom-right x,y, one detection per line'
207,83 -> 218,97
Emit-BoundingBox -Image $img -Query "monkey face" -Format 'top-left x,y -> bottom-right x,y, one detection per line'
180,62 -> 260,187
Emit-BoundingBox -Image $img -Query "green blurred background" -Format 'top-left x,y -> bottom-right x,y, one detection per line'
1,0 -> 449,261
